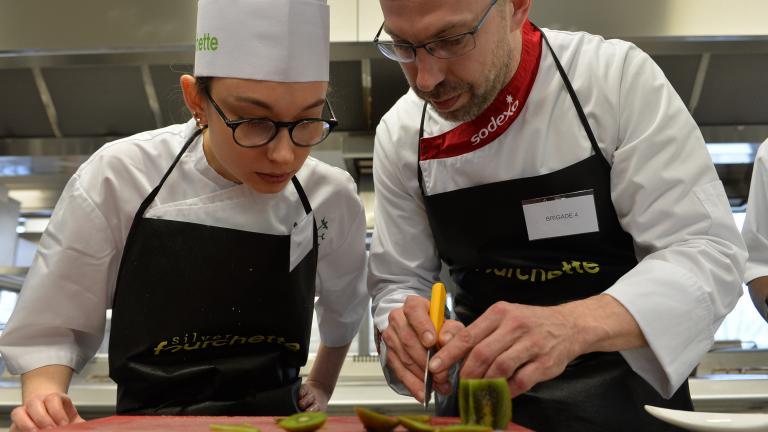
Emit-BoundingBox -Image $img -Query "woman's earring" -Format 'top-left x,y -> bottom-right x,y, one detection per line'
193,112 -> 206,129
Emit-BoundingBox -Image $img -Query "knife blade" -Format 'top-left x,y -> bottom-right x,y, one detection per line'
423,282 -> 446,411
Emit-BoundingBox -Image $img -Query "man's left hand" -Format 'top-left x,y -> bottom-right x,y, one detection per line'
428,301 -> 582,397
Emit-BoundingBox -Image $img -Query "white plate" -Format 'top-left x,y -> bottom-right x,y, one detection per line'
645,405 -> 768,432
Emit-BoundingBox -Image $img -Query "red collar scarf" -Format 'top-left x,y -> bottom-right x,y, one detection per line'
420,21 -> 542,161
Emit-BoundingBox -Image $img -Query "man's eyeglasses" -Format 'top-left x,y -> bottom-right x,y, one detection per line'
205,92 -> 338,148
373,0 -> 498,63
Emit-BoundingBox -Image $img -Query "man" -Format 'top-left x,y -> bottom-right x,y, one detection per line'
367,0 -> 747,430
742,138 -> 768,323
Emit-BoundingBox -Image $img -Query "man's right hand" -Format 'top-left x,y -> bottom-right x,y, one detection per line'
381,294 -> 465,402
10,392 -> 84,431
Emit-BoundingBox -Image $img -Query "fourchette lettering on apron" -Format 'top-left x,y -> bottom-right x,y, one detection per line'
416,21 -> 693,431
108,128 -> 318,416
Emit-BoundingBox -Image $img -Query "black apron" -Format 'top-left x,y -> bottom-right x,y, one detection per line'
109,129 -> 318,415
418,31 -> 693,431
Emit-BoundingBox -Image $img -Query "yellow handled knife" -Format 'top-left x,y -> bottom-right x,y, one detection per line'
423,282 -> 446,410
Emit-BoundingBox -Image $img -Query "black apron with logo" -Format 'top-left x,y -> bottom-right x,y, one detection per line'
418,31 -> 693,431
109,129 -> 317,415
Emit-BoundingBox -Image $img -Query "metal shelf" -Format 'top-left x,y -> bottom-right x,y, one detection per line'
0,267 -> 26,292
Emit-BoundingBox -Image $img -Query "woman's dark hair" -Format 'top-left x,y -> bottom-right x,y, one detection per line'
195,76 -> 213,95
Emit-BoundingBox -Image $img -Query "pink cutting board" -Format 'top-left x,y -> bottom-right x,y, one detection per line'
53,415 -> 533,431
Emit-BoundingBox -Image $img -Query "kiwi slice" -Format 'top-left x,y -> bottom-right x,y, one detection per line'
437,425 -> 492,432
458,378 -> 512,429
354,407 -> 400,432
399,414 -> 432,423
276,412 -> 327,432
396,416 -> 435,432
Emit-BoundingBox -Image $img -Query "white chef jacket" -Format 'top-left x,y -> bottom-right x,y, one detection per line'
0,119 -> 368,375
368,28 -> 746,398
743,139 -> 768,283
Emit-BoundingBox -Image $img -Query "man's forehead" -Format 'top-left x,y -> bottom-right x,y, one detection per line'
380,0 -> 482,40
380,0 -> 486,17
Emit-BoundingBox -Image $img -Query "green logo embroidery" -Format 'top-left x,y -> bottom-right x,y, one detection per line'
197,33 -> 219,51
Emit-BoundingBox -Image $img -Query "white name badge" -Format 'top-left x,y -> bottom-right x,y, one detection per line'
522,190 -> 599,241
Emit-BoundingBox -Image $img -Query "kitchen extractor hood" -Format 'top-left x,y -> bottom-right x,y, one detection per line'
1,0 -> 767,213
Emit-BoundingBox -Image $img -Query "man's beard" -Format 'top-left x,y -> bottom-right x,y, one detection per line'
414,36 -> 514,122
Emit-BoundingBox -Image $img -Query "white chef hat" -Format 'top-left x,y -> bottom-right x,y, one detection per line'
194,0 -> 330,82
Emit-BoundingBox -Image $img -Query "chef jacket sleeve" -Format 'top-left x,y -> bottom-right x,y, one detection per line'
605,44 -> 747,398
742,140 -> 768,282
367,111 -> 442,333
313,176 -> 370,347
0,175 -> 116,374
367,111 -> 443,395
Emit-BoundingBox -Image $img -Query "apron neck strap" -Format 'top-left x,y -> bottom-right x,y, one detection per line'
291,176 -> 312,215
539,27 -> 610,171
133,128 -> 314,220
417,101 -> 429,196
135,128 -> 203,219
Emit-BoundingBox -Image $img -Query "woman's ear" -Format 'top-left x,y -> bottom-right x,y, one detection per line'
180,74 -> 208,129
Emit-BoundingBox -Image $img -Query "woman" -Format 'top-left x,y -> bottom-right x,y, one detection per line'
0,0 -> 368,429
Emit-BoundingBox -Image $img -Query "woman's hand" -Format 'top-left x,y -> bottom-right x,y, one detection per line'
10,392 -> 84,431
298,381 -> 330,412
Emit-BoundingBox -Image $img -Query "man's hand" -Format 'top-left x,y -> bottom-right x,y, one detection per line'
10,392 -> 84,432
381,295 -> 464,401
428,301 -> 581,398
428,295 -> 646,398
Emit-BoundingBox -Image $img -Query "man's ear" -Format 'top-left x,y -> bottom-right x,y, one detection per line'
180,74 -> 208,128
509,0 -> 532,32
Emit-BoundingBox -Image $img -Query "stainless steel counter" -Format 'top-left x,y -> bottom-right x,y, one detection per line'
689,375 -> 768,413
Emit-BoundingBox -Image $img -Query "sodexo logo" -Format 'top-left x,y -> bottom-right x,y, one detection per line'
470,95 -> 520,146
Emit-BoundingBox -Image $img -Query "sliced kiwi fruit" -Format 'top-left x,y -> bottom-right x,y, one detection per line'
399,414 -> 432,423
458,378 -> 512,429
354,407 -> 400,432
437,425 -> 493,432
276,412 -> 327,432
396,416 -> 435,432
